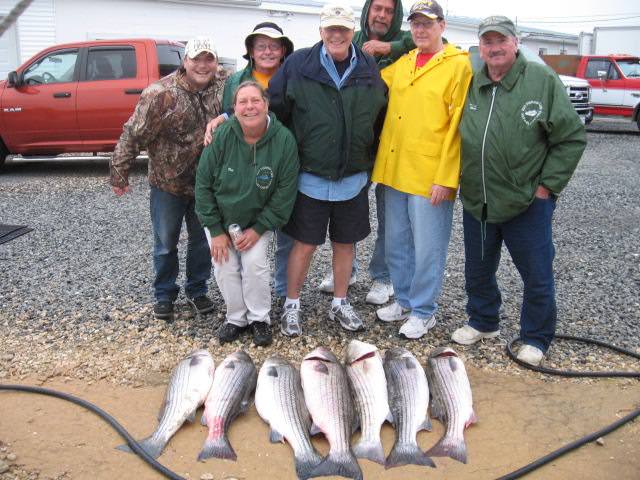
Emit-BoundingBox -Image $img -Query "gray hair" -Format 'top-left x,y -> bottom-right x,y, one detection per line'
233,80 -> 269,106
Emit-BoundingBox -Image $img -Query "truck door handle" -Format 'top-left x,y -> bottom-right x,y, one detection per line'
53,92 -> 71,98
124,88 -> 143,95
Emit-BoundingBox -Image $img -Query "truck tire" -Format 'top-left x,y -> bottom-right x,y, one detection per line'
0,142 -> 8,171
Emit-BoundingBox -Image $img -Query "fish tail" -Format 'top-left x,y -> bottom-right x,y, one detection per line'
309,451 -> 363,480
385,442 -> 436,469
425,436 -> 468,464
116,435 -> 166,459
197,434 -> 237,461
294,451 -> 323,480
352,438 -> 385,465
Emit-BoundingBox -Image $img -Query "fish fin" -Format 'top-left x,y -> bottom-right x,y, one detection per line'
351,415 -> 360,435
419,416 -> 433,432
294,451 -> 323,480
157,399 -> 167,422
385,442 -> 435,470
309,422 -> 322,436
385,411 -> 394,425
353,438 -> 385,465
430,394 -> 446,421
116,435 -> 165,460
310,451 -> 363,480
186,410 -> 196,423
269,428 -> 285,444
466,410 -> 478,427
426,436 -> 468,464
197,435 -> 237,462
200,414 -> 208,427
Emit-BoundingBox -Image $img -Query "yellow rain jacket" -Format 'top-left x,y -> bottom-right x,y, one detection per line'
372,44 -> 472,199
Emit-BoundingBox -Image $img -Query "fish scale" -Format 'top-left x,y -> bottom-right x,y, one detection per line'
426,347 -> 477,464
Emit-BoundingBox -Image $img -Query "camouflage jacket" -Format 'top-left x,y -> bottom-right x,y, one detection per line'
110,67 -> 227,197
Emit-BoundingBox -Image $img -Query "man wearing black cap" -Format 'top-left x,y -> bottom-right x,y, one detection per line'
452,16 -> 586,366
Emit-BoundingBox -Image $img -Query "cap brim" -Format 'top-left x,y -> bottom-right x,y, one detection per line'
479,26 -> 515,37
320,19 -> 355,29
408,11 -> 439,20
246,27 -> 287,40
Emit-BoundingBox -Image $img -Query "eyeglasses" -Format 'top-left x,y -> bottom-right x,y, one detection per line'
253,43 -> 283,53
410,19 -> 441,30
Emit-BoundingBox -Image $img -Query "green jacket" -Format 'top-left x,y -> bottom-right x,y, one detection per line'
195,112 -> 299,236
222,65 -> 254,111
353,0 -> 415,69
459,53 -> 586,223
268,41 -> 387,180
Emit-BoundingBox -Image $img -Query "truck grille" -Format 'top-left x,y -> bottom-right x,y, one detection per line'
569,86 -> 591,111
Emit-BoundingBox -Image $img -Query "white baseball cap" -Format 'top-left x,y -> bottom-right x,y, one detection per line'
185,37 -> 218,60
320,2 -> 356,29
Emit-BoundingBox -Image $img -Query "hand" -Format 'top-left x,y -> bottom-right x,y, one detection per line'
211,233 -> 231,263
535,185 -> 551,199
362,40 -> 392,57
112,185 -> 130,196
430,184 -> 455,206
204,115 -> 226,146
235,228 -> 260,252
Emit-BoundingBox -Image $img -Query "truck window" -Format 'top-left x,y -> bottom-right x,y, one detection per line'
23,50 -> 79,85
157,44 -> 184,77
616,59 -> 640,78
86,47 -> 137,81
585,59 -> 619,80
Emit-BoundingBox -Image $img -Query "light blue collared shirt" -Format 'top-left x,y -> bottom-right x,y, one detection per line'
298,171 -> 368,201
320,44 -> 358,90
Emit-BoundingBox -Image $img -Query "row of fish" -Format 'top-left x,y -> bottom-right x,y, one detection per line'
117,341 -> 476,480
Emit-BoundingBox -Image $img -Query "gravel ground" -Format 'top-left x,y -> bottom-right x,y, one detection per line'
1,119 -> 639,391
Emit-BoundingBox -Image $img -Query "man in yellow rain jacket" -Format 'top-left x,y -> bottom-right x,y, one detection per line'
372,0 -> 472,339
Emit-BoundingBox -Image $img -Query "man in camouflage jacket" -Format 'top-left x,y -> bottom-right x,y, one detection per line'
110,37 -> 227,321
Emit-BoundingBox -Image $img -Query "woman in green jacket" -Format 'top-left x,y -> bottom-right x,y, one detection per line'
195,81 -> 299,347
221,22 -> 294,111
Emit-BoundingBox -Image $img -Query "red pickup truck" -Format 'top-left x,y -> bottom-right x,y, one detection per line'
0,38 -> 185,169
543,54 -> 640,130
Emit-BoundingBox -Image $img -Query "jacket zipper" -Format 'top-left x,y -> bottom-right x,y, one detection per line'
481,85 -> 497,208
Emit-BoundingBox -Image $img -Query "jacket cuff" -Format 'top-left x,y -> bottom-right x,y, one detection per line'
389,41 -> 403,58
252,222 -> 268,235
208,223 -> 225,237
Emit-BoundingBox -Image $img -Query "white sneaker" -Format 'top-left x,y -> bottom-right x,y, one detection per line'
329,299 -> 364,331
399,315 -> 436,339
318,271 -> 357,293
376,301 -> 410,322
365,280 -> 394,305
517,344 -> 544,366
450,324 -> 500,345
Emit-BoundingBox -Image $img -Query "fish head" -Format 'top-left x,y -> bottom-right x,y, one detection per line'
187,349 -> 214,367
344,340 -> 378,365
384,347 -> 412,362
429,346 -> 459,359
303,346 -> 338,364
261,356 -> 294,378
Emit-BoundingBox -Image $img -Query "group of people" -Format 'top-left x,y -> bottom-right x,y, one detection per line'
110,0 -> 586,367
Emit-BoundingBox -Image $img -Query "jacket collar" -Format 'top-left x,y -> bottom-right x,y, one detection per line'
410,43 -> 467,81
229,111 -> 279,147
477,51 -> 527,90
300,41 -> 377,88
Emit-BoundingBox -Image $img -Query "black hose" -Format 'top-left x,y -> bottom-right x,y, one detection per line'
0,384 -> 184,480
498,335 -> 640,480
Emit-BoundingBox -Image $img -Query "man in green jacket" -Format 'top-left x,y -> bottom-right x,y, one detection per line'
452,16 -> 586,366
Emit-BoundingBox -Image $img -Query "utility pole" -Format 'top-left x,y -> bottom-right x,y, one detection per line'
0,0 -> 35,37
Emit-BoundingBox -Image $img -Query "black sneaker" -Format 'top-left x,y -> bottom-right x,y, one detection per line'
251,321 -> 272,347
154,301 -> 174,321
188,295 -> 215,314
218,322 -> 244,344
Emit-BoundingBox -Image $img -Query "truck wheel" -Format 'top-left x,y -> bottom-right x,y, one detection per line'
0,143 -> 8,172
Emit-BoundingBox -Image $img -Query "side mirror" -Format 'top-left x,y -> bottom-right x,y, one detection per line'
597,70 -> 607,80
7,71 -> 19,87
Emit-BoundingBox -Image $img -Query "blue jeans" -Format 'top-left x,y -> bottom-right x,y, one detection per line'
150,186 -> 211,303
384,186 -> 454,319
368,183 -> 390,282
274,229 -> 358,298
463,197 -> 557,352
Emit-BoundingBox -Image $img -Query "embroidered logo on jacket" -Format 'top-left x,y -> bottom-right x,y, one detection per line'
520,101 -> 543,126
256,166 -> 274,190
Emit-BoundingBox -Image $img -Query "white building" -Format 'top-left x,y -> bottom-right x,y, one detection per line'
1,0 -> 578,78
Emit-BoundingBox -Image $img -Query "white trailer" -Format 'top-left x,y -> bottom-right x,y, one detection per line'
591,26 -> 640,56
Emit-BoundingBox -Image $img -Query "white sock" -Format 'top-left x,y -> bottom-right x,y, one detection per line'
284,297 -> 300,309
332,297 -> 346,307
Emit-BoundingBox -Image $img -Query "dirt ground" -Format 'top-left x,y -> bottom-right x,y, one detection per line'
1,368 -> 638,480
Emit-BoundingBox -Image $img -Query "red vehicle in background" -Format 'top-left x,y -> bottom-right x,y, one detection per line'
0,38 -> 185,170
543,54 -> 640,130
